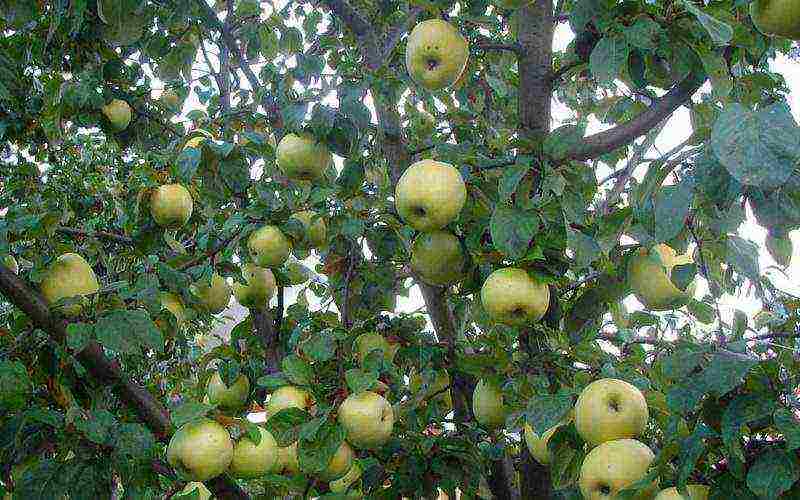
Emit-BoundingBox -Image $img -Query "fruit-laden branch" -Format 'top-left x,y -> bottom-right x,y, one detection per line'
0,264 -> 250,500
56,226 -> 134,246
564,72 -> 707,161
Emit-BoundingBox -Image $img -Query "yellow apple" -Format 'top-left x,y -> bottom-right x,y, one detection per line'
150,184 -> 193,229
160,292 -> 185,325
410,230 -> 465,286
480,268 -> 550,325
290,211 -> 327,249
575,378 -> 649,447
523,422 -> 562,465
472,379 -> 506,429
229,426 -> 279,479
4,255 -> 18,274
193,274 -> 232,314
102,98 -> 132,131
353,332 -> 398,366
206,371 -> 250,412
751,0 -> 800,39
274,441 -> 300,474
248,225 -> 291,268
318,441 -> 354,481
406,20 -> 469,90
395,159 -> 466,231
167,418 -> 233,481
654,485 -> 710,500
409,369 -> 452,413
232,264 -> 276,309
627,244 -> 695,311
178,482 -> 212,500
276,133 -> 332,181
40,253 -> 99,316
579,439 -> 657,499
264,385 -> 312,420
338,391 -> 394,449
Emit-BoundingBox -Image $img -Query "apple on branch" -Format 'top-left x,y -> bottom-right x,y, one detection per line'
395,159 -> 467,232
338,391 -> 394,450
574,378 -> 649,446
406,20 -> 469,91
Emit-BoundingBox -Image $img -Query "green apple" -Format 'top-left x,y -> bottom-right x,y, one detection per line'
160,291 -> 186,325
338,391 -> 394,449
395,159 -> 467,231
766,232 -> 792,267
410,230 -> 465,286
248,225 -> 291,268
167,418 -> 234,481
290,211 -> 327,249
4,255 -> 18,274
406,19 -> 469,90
627,244 -> 695,311
178,482 -> 212,500
575,378 -> 649,447
472,379 -> 506,429
40,253 -> 99,316
102,98 -> 132,131
276,133 -> 332,181
274,441 -> 300,474
229,426 -> 279,479
193,274 -> 232,314
409,369 -> 452,413
579,439 -> 657,500
751,0 -> 800,39
232,264 -> 276,309
206,371 -> 250,412
353,332 -> 398,366
317,441 -> 354,481
150,184 -> 193,229
524,422 -> 562,465
264,385 -> 312,420
654,485 -> 710,500
480,268 -> 550,325
330,462 -> 362,495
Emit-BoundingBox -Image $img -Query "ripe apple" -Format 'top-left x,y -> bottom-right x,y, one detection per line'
353,332 -> 399,366
150,184 -> 194,229
410,230 -> 465,286
523,422 -> 562,465
229,426 -> 279,479
264,385 -> 312,420
627,244 -> 695,311
395,159 -> 467,231
232,264 -> 276,309
472,379 -> 506,429
329,462 -> 362,495
178,482 -> 211,500
193,274 -> 232,314
166,418 -> 233,481
766,231 -> 792,267
101,98 -> 132,131
160,292 -> 186,325
4,255 -> 18,274
248,225 -> 292,268
276,133 -> 332,181
40,253 -> 99,316
480,268 -> 550,325
338,391 -> 394,449
579,439 -> 657,500
406,20 -> 469,91
750,0 -> 800,39
274,441 -> 300,474
654,485 -> 710,500
575,378 -> 649,446
318,441 -> 354,481
290,211 -> 327,249
206,371 -> 250,412
409,369 -> 452,413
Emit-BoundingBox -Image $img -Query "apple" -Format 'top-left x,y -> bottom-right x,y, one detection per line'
410,230 -> 465,286
472,379 -> 506,429
766,231 -> 792,267
264,385 -> 312,420
523,422 -> 562,465
229,426 -> 279,479
395,159 -> 467,231
329,462 -> 362,495
406,20 -> 469,91
409,369 -> 452,413
274,441 -> 300,474
160,90 -> 182,113
480,268 -> 550,325
317,441 -> 354,481
160,292 -> 186,325
276,133 -> 332,181
627,244 -> 695,311
290,211 -> 327,249
579,439 -> 657,500
150,184 -> 193,229
206,371 -> 250,411
40,253 -> 99,316
232,264 -> 276,309
353,332 -> 399,366
193,274 -> 232,314
4,255 -> 18,274
166,417 -> 233,481
750,0 -> 800,39
654,485 -> 710,500
338,391 -> 394,449
248,225 -> 292,268
575,378 -> 649,447
178,482 -> 212,500
102,98 -> 132,131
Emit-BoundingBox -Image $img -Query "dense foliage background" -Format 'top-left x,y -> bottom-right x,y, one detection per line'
1,0 -> 800,498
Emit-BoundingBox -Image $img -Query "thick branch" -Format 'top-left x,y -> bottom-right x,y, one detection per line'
565,73 -> 707,161
517,1 -> 555,141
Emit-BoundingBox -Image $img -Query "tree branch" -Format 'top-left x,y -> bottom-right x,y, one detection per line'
56,226 -> 134,246
377,7 -> 424,64
321,0 -> 373,40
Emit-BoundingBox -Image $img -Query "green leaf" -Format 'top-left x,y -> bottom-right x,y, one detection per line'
653,177 -> 693,242
746,449 -> 800,499
66,322 -> 93,351
282,354 -> 314,385
567,229 -> 601,269
590,36 -> 630,84
680,0 -> 733,45
301,329 -> 336,363
544,124 -> 586,160
702,350 -> 757,397
298,422 -> 346,475
774,409 -> 800,451
345,368 -> 377,394
176,147 -> 201,183
687,299 -> 715,324
75,409 -> 117,445
525,393 -> 574,435
666,382 -> 707,415
490,206 -> 539,259
265,407 -> 312,447
170,401 -> 214,428
112,423 -> 156,461
670,263 -> 697,292
711,103 -> 800,189
0,360 -> 31,411
498,163 -> 528,201
677,424 -> 715,486
722,394 -> 776,460
726,236 -> 761,281
257,374 -> 289,391
95,309 -> 164,354
623,17 -> 662,49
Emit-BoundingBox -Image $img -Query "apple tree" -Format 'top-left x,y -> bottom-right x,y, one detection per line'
1,0 -> 800,499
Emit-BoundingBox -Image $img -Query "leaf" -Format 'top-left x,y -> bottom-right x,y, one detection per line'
112,423 -> 156,461
774,409 -> 800,451
722,394 -> 776,460
680,0 -> 733,45
257,374 -> 289,391
726,236 -> 761,281
543,124 -> 586,160
525,393 -> 574,435
264,407 -> 312,447
590,36 -> 630,84
301,329 -> 336,363
677,424 -> 716,486
490,206 -> 539,259
624,17 -> 662,49
670,263 -> 697,292
345,368 -> 377,394
281,354 -> 314,385
711,103 -> 800,189
176,147 -> 201,183
498,163 -> 528,201
666,382 -> 707,415
170,401 -> 214,428
702,350 -> 757,397
746,450 -> 800,499
66,322 -> 93,351
298,422 -> 346,475
653,177 -> 693,242
567,229 -> 601,269
75,409 -> 117,445
0,360 -> 31,411
95,309 -> 164,354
